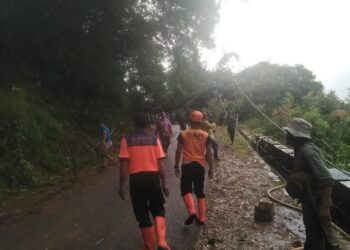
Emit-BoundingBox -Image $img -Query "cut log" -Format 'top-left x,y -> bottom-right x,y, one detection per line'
254,201 -> 274,222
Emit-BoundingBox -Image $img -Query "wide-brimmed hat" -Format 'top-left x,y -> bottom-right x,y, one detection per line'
283,118 -> 312,139
190,110 -> 203,122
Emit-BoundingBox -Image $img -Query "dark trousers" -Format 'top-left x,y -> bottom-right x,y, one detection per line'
302,198 -> 339,250
210,138 -> 219,159
180,162 -> 205,198
160,135 -> 171,153
130,172 -> 165,228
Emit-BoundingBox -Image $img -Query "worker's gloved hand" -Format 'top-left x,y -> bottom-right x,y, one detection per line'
318,186 -> 333,223
319,206 -> 331,223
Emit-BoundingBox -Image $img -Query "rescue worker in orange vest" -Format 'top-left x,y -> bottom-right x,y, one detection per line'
174,110 -> 214,225
119,112 -> 171,250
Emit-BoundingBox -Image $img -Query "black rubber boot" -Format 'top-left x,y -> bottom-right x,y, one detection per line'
184,214 -> 197,225
158,247 -> 170,250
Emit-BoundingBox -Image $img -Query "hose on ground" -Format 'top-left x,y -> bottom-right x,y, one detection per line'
267,181 -> 350,241
267,183 -> 300,212
239,129 -> 350,241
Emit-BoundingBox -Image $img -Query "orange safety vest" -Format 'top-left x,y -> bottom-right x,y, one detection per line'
178,128 -> 210,167
119,131 -> 165,174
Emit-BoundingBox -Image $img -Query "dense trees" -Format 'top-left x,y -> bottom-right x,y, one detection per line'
212,62 -> 350,171
0,0 -> 219,108
1,0 -> 349,194
0,0 -> 220,192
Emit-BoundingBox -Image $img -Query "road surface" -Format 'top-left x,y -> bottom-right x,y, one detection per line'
0,125 -> 203,250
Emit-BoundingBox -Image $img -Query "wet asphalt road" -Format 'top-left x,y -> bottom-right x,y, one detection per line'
0,126 -> 203,250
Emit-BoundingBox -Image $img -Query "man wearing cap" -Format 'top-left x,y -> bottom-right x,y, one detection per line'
174,110 -> 214,226
283,118 -> 340,250
119,112 -> 171,250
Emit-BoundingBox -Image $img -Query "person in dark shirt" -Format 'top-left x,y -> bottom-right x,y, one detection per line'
119,112 -> 171,250
283,118 -> 340,250
178,112 -> 187,131
227,112 -> 238,145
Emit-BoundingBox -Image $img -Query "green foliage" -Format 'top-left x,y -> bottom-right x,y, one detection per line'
208,97 -> 225,122
0,88 -> 37,188
319,91 -> 341,114
235,62 -> 323,120
217,62 -> 350,170
243,116 -> 268,135
303,111 -> 330,139
336,143 -> 350,171
0,87 -> 101,191
0,150 -> 36,188
0,0 -> 220,195
272,105 -> 290,128
0,0 -> 219,112
1,0 -> 349,196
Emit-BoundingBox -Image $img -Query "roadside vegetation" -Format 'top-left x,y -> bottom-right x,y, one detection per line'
207,62 -> 350,172
1,1 -> 349,202
0,0 -> 220,199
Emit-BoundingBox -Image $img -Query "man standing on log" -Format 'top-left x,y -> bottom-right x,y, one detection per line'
119,112 -> 171,250
284,118 -> 340,250
174,110 -> 214,226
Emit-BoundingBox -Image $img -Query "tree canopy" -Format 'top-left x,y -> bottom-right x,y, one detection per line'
1,1 -> 350,193
1,0 -> 219,109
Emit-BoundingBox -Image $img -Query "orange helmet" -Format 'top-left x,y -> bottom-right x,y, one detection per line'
190,110 -> 203,122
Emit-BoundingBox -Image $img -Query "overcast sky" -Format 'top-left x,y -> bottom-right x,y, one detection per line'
201,0 -> 350,100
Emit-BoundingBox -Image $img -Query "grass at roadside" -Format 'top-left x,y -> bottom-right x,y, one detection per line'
216,125 -> 253,161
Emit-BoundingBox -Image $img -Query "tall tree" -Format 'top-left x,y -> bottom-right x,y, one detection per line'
0,0 -> 219,110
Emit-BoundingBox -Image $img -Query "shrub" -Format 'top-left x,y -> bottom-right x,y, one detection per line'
0,151 -> 36,188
